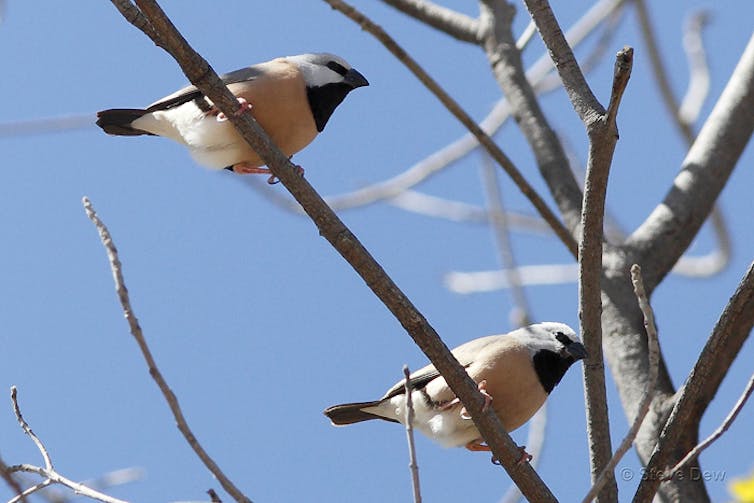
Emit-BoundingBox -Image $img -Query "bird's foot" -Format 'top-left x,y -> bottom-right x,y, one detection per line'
266,163 -> 305,185
465,440 -> 490,452
214,97 -> 253,122
459,380 -> 493,420
489,445 -> 533,466
516,445 -> 533,465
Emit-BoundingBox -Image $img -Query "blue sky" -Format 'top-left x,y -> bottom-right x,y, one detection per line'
1,1 -> 752,502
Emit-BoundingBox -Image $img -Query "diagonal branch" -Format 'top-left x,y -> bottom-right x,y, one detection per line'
82,197 -> 252,503
323,0 -> 577,258
635,1 -> 730,281
627,34 -> 754,291
111,1 -> 558,500
478,0 -> 586,235
522,0 -> 605,123
633,261 -> 754,502
665,370 -> 754,478
381,0 -> 482,44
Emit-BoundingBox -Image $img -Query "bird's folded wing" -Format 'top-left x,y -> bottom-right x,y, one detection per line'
380,361 -> 473,400
146,66 -> 267,113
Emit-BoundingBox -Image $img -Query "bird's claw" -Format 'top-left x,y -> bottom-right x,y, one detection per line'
266,164 -> 305,184
490,445 -> 533,465
215,97 -> 253,122
459,380 -> 493,419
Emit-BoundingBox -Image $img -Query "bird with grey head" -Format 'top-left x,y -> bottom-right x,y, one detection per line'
324,322 -> 587,458
96,53 -> 368,183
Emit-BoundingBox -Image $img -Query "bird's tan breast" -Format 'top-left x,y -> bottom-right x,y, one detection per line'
477,344 -> 547,431
228,60 -> 317,167
424,341 -> 547,432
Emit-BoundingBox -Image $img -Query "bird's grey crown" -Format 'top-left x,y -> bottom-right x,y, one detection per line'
287,53 -> 354,88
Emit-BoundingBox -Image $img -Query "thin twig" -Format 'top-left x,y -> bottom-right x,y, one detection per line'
633,261 -> 754,502
522,0 -> 605,123
11,387 -> 53,471
390,190 -> 552,232
5,465 -> 125,503
7,479 -> 52,503
82,197 -> 253,503
208,488 -> 224,503
402,365 -> 422,503
480,154 -> 532,325
581,265 -> 660,503
324,0 -> 577,258
664,371 -> 754,478
679,10 -> 712,125
7,388 -> 127,503
445,263 -> 579,293
381,0 -> 481,44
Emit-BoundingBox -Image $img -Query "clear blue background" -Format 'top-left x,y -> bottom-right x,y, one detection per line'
1,1 -> 752,502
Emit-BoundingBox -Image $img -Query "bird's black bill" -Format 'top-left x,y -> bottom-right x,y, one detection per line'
344,68 -> 369,89
566,342 -> 589,360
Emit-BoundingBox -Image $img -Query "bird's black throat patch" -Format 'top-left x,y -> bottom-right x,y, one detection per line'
306,83 -> 356,132
532,350 -> 576,393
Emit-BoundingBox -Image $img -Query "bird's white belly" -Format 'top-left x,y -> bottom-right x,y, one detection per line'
382,393 -> 480,448
135,104 -> 248,169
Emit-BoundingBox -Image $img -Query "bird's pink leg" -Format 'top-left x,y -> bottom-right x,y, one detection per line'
231,163 -> 271,175
214,97 -> 254,122
465,440 -> 491,452
231,162 -> 305,185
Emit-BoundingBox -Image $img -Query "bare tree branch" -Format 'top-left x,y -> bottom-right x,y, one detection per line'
480,154 -> 532,325
679,11 -> 712,124
381,0 -> 482,44
582,265 -> 659,503
11,387 -> 52,472
445,263 -> 578,293
522,0 -> 606,123
479,0 -> 585,235
323,0 -> 577,258
666,370 -> 754,479
82,197 -> 252,503
108,1 -> 559,499
574,46 -> 632,503
243,0 -> 625,215
633,260 -> 754,502
7,387 -> 127,503
635,1 -> 730,281
628,34 -> 754,291
402,366 -> 422,503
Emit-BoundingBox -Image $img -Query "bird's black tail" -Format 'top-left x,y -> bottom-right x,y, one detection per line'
324,400 -> 398,425
95,108 -> 153,136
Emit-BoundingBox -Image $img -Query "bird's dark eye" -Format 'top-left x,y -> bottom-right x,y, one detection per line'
327,61 -> 348,76
554,331 -> 573,345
